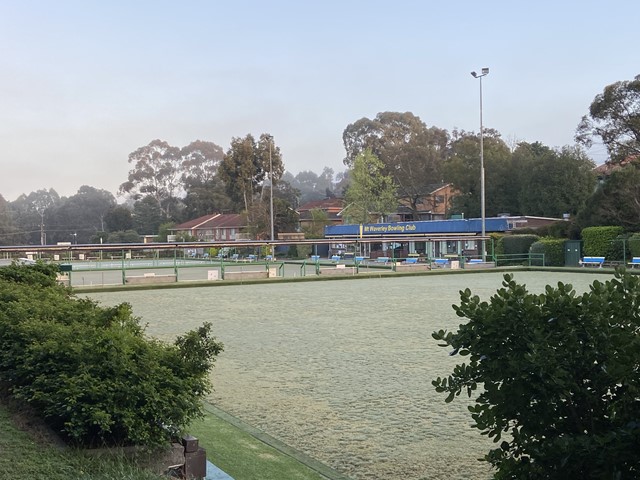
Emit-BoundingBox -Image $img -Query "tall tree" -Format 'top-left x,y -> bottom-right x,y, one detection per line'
343,149 -> 397,224
132,195 -> 165,235
183,176 -> 236,219
514,143 -> 596,217
576,74 -> 640,163
0,194 -> 23,245
48,186 -> 116,244
343,112 -> 448,215
119,140 -> 183,220
181,140 -> 225,188
443,130 -> 513,218
578,163 -> 640,230
218,134 -> 283,214
104,205 -> 134,233
10,188 -> 61,245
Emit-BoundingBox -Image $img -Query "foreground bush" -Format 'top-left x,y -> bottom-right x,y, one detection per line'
433,270 -> 640,479
0,263 -> 223,447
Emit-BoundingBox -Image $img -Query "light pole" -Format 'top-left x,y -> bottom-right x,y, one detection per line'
471,67 -> 489,261
268,136 -> 275,243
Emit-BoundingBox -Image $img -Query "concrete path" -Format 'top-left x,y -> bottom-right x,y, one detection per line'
206,460 -> 234,479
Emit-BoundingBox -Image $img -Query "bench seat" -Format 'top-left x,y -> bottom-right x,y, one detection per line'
580,256 -> 605,268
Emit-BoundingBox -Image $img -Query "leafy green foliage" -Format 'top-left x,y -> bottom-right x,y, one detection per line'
342,112 -> 448,217
0,261 -> 61,287
529,238 -> 565,266
0,265 -> 223,447
433,271 -> 640,479
513,143 -> 595,217
576,75 -> 640,163
629,232 -> 640,257
343,149 -> 396,224
578,164 -> 640,231
581,226 -> 625,259
500,235 -> 539,255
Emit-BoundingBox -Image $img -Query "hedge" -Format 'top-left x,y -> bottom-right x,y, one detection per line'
500,235 -> 540,255
530,238 -> 566,266
0,262 -> 223,447
581,226 -> 625,260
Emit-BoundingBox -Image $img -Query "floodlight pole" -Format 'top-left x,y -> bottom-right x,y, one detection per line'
471,67 -> 489,261
269,137 -> 274,244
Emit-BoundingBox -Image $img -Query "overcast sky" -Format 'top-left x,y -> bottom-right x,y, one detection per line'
0,0 -> 637,201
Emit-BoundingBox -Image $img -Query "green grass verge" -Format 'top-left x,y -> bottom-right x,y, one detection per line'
0,402 -> 161,480
189,404 -> 347,480
0,398 -> 344,480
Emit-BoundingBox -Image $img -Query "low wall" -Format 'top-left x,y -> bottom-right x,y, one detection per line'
464,261 -> 496,269
224,270 -> 269,281
319,267 -> 357,276
394,264 -> 431,273
125,274 -> 177,285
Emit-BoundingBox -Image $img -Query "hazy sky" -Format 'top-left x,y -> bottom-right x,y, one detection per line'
0,0 -> 637,201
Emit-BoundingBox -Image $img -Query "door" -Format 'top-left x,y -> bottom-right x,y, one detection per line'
564,240 -> 581,267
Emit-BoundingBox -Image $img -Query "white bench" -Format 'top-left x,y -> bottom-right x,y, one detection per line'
580,256 -> 605,268
376,256 -> 390,264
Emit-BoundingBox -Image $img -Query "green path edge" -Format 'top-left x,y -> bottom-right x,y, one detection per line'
202,403 -> 353,480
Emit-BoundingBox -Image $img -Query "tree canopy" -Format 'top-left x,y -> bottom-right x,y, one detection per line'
343,149 -> 396,224
218,133 -> 284,213
343,112 -> 448,216
576,74 -> 640,163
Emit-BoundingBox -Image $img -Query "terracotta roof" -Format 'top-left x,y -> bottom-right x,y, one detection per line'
297,198 -> 344,212
173,213 -> 246,230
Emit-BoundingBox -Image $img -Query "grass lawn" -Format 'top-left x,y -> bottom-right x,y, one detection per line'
0,399 -> 338,480
190,404 -> 346,480
0,401 -> 161,480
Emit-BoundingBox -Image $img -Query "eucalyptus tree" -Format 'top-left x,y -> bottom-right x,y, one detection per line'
576,74 -> 640,163
10,188 -> 61,245
218,133 -> 283,214
343,111 -> 448,216
119,139 -> 183,220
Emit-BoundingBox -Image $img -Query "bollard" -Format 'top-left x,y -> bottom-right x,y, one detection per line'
182,435 -> 207,479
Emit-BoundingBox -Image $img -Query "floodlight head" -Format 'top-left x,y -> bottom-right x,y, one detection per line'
471,71 -> 477,78
482,67 -> 489,75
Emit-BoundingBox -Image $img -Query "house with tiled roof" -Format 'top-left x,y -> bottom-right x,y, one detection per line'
394,183 -> 457,222
170,213 -> 247,241
296,198 -> 345,231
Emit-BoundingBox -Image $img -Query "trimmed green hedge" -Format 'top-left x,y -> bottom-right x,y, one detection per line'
530,238 -> 566,266
581,226 -> 625,260
500,235 -> 540,255
628,233 -> 640,257
0,262 -> 223,447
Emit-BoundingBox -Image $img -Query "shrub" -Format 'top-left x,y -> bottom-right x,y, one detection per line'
501,235 -> 539,255
0,264 -> 223,447
629,232 -> 640,257
433,271 -> 640,479
529,238 -> 565,266
490,234 -> 505,256
581,226 -> 625,259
